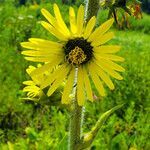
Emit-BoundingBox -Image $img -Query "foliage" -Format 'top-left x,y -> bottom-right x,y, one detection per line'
0,1 -> 149,149
97,9 -> 150,33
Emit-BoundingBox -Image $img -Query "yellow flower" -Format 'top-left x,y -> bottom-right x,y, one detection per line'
21,4 -> 125,106
23,65 -> 45,100
23,80 -> 42,99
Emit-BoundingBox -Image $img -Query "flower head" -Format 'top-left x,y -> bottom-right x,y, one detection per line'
22,65 -> 45,100
21,4 -> 125,106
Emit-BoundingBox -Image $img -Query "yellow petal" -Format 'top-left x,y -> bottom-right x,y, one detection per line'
21,42 -> 61,54
91,62 -> 114,90
83,67 -> 93,102
83,16 -> 96,39
69,7 -> 77,34
23,86 -> 39,92
94,45 -> 121,53
41,64 -> 66,89
98,58 -> 125,72
25,65 -> 46,85
88,18 -> 114,42
22,50 -> 62,57
88,63 -> 105,97
41,8 -> 68,36
26,65 -> 36,74
30,59 -> 62,77
41,8 -> 56,26
92,32 -> 114,46
23,81 -> 34,86
95,53 -> 125,62
29,38 -> 63,48
41,21 -> 68,41
77,66 -> 85,106
24,56 -> 51,62
47,66 -> 70,96
77,5 -> 84,36
94,59 -> 123,80
53,4 -> 70,37
28,92 -> 37,98
62,68 -> 75,104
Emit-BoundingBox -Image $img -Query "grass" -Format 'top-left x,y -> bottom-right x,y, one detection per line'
0,1 -> 150,149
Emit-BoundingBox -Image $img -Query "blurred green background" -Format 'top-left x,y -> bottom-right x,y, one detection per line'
0,0 -> 150,149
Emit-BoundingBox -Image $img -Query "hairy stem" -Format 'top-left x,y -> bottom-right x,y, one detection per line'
69,98 -> 83,150
69,68 -> 84,150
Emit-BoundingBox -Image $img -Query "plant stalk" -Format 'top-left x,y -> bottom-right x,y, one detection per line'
69,96 -> 83,150
69,68 -> 83,150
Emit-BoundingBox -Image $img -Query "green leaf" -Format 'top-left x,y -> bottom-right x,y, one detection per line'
80,104 -> 125,149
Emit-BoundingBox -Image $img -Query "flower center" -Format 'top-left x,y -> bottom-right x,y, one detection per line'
68,46 -> 87,65
64,38 -> 93,65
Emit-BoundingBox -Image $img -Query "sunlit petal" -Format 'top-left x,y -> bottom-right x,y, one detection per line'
77,66 -> 85,106
62,68 -> 75,104
69,7 -> 77,34
83,66 -> 93,102
88,63 -> 105,96
88,18 -> 114,42
76,5 -> 84,36
83,16 -> 96,39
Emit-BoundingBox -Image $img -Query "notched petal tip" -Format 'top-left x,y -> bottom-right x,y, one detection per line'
40,21 -> 51,29
53,3 -> 60,14
101,91 -> 106,97
20,43 -> 24,48
69,6 -> 74,11
61,100 -> 71,105
88,16 -> 96,24
108,31 -> 115,38
20,42 -> 30,48
110,85 -> 115,90
78,103 -> 84,106
122,58 -> 125,61
119,57 -> 125,62
21,51 -> 26,55
24,57 -> 34,62
78,4 -> 84,14
41,8 -> 47,14
40,20 -> 46,25
22,81 -> 26,85
109,18 -> 114,24
79,4 -> 83,8
91,16 -> 96,20
20,42 -> 26,47
121,66 -> 125,72
53,3 -> 58,7
118,76 -> 124,80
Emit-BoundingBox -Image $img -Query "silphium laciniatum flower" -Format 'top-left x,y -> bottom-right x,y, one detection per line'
21,4 -> 125,106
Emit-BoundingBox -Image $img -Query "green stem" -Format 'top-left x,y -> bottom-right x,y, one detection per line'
69,68 -> 84,150
85,0 -> 100,21
69,98 -> 83,150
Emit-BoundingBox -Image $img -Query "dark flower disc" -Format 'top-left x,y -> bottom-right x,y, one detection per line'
64,38 -> 93,65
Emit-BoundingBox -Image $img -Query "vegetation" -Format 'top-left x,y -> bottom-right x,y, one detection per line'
0,0 -> 149,149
